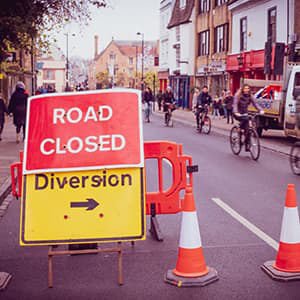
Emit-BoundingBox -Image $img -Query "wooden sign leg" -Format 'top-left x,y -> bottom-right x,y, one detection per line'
48,246 -> 54,288
118,242 -> 123,285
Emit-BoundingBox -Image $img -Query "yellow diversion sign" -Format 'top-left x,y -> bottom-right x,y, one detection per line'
20,168 -> 145,245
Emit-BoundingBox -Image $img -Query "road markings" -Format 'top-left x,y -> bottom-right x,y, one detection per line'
211,197 -> 279,251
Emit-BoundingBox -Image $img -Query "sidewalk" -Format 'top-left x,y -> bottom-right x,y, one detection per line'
0,117 -> 23,204
153,106 -> 293,155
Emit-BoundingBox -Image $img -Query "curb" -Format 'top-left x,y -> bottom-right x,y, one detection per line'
0,177 -> 12,207
153,111 -> 290,156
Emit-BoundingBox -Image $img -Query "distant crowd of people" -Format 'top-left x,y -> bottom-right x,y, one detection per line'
192,86 -> 234,124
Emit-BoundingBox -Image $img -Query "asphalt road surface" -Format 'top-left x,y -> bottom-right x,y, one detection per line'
1,114 -> 300,299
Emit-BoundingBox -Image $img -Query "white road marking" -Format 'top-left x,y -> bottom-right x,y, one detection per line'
211,197 -> 279,251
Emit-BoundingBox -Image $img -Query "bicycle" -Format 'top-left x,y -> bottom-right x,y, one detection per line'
290,141 -> 300,175
165,103 -> 175,127
229,113 -> 260,160
196,104 -> 211,134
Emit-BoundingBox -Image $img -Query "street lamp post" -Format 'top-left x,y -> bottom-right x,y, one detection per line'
65,33 -> 75,91
137,32 -> 144,92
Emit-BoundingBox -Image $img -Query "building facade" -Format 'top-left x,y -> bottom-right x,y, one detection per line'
195,0 -> 231,97
168,0 -> 195,109
89,37 -> 158,90
227,0 -> 299,93
158,0 -> 174,92
36,45 -> 66,92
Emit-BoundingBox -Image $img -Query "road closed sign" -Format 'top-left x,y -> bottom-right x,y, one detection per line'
20,168 -> 145,245
23,90 -> 143,174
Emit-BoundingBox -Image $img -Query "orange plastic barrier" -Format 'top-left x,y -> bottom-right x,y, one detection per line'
10,151 -> 23,199
144,141 -> 197,215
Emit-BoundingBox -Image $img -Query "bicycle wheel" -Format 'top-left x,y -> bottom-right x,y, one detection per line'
202,116 -> 211,134
249,129 -> 260,160
230,126 -> 241,155
290,142 -> 300,175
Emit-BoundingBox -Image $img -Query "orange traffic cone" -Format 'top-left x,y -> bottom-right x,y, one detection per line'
164,186 -> 218,287
262,184 -> 300,281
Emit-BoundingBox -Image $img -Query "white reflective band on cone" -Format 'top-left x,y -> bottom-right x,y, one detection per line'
280,207 -> 300,244
179,211 -> 202,248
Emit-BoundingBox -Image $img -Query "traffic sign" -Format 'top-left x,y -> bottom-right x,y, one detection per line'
23,89 -> 143,174
20,167 -> 145,245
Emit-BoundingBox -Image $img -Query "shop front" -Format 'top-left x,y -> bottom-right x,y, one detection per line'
158,69 -> 169,92
169,75 -> 190,109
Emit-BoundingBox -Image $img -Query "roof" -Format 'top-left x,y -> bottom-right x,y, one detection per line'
94,39 -> 158,61
167,0 -> 195,29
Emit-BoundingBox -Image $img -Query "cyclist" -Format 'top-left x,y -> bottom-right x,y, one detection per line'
163,86 -> 175,125
195,85 -> 212,130
233,84 -> 264,151
143,87 -> 153,122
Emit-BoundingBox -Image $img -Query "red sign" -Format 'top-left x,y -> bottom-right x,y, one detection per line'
23,90 -> 143,174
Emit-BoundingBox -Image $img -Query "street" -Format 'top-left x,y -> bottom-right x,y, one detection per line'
1,114 -> 300,299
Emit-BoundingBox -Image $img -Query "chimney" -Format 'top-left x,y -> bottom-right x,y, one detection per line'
94,35 -> 99,60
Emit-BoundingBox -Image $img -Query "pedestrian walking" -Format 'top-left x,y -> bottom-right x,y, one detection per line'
143,86 -> 153,122
0,93 -> 8,141
224,91 -> 234,124
212,96 -> 221,119
157,89 -> 163,111
222,89 -> 228,119
8,81 -> 28,143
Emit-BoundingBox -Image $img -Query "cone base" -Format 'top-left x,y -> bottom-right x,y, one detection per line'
164,267 -> 218,287
0,272 -> 12,291
261,260 -> 300,282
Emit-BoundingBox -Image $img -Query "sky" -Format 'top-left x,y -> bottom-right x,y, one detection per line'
53,0 -> 161,60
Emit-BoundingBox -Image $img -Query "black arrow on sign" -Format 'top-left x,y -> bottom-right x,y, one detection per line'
70,198 -> 99,211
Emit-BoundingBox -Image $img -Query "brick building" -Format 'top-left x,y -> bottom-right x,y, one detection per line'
195,0 -> 231,97
89,36 -> 158,90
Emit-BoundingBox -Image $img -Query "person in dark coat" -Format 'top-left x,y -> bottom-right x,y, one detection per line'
8,81 -> 28,143
224,91 -> 234,124
0,93 -> 8,141
143,87 -> 153,122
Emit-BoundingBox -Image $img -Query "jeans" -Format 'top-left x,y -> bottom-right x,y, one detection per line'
16,124 -> 25,135
213,108 -> 220,117
227,109 -> 234,124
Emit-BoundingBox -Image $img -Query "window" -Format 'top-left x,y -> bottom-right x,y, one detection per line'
176,26 -> 180,42
215,0 -> 228,6
176,47 -> 180,68
110,53 -> 116,61
214,23 -> 229,53
268,7 -> 277,43
240,17 -> 247,51
199,0 -> 210,14
129,57 -> 133,65
180,0 -> 186,9
198,30 -> 210,56
43,69 -> 55,80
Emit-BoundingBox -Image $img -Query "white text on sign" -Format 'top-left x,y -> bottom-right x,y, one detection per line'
39,106 -> 126,155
